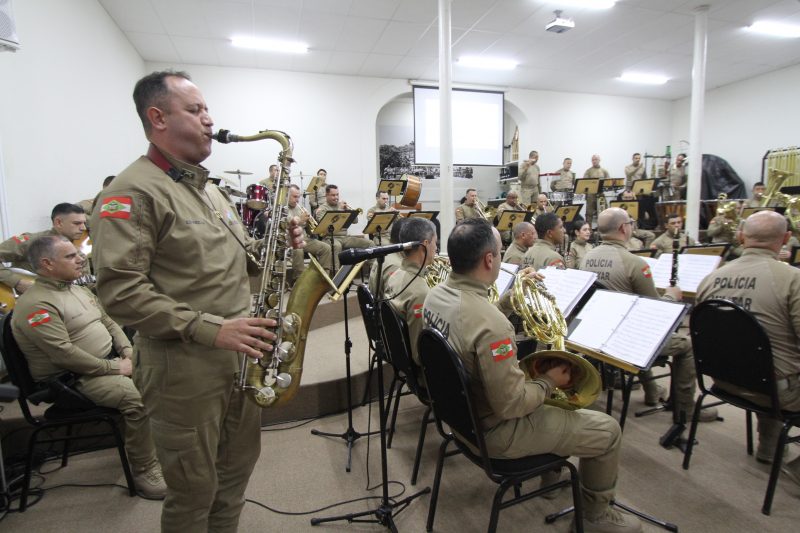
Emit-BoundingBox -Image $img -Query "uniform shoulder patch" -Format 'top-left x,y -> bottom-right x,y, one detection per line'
27,309 -> 51,327
413,303 -> 423,319
99,196 -> 133,219
12,234 -> 30,244
641,265 -> 652,278
490,338 -> 515,362
548,258 -> 565,268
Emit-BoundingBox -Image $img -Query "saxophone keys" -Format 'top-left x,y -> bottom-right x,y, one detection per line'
276,341 -> 296,362
276,372 -> 292,389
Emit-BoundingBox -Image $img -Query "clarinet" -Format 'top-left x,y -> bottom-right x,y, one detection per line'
670,230 -> 679,287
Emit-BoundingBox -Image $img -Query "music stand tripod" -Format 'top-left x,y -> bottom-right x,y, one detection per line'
311,252 -> 431,530
311,211 -> 377,472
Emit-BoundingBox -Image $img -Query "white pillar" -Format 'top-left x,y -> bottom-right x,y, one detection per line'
438,0 -> 454,246
686,5 -> 709,240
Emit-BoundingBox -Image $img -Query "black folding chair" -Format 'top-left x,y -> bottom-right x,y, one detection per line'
0,312 -> 135,511
685,299 -> 800,515
418,327 -> 583,533
378,300 -> 433,485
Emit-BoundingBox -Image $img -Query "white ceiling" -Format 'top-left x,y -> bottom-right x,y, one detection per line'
98,0 -> 800,100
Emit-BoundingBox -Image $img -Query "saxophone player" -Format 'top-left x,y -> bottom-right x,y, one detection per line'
455,188 -> 484,222
314,183 -> 372,268
287,184 -> 332,284
90,70 -> 303,532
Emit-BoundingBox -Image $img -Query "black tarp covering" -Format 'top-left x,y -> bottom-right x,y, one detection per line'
700,154 -> 747,200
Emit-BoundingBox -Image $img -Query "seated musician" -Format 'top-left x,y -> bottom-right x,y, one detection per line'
308,168 -> 328,212
455,188 -> 484,222
744,181 -> 768,208
582,208 -> 718,422
534,193 -> 553,218
706,204 -> 743,259
0,203 -> 91,295
368,217 -> 407,298
565,219 -> 593,269
366,190 -> 398,245
502,221 -> 536,266
423,219 -> 643,533
286,184 -> 333,283
523,213 -> 565,270
258,164 -> 279,187
551,157 -> 575,193
650,213 -> 696,257
10,235 -> 166,499
314,183 -> 372,262
696,211 -> 800,477
496,190 -> 524,245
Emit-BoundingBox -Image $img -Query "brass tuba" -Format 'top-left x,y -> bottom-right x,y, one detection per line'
507,273 -> 601,410
214,128 -> 332,408
714,192 -> 741,233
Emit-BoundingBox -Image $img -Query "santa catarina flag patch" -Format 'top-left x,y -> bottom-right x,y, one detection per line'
641,265 -> 652,278
100,196 -> 132,219
27,310 -> 51,327
413,304 -> 423,319
490,338 -> 515,362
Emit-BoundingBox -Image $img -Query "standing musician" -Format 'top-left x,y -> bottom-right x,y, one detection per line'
496,190 -> 525,244
650,213 -> 696,257
696,211 -> 800,474
502,221 -> 536,266
90,70 -> 303,532
308,168 -> 328,211
581,208 -> 718,422
368,217 -> 407,298
11,235 -> 166,499
523,213 -> 565,270
666,153 -> 688,201
582,154 -> 610,224
423,218 -> 643,533
366,190 -> 398,245
551,157 -> 575,193
286,184 -> 333,284
623,153 -> 646,190
565,220 -> 594,269
0,203 -> 91,294
314,183 -> 373,263
455,188 -> 484,222
518,150 -> 540,205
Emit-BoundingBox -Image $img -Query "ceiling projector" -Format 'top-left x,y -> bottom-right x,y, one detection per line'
546,11 -> 575,34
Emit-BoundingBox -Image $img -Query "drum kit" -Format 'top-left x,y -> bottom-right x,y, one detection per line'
222,169 -> 271,237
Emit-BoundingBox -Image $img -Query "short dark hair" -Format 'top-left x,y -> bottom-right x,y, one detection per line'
27,235 -> 69,271
570,219 -> 590,238
448,219 -> 496,274
133,70 -> 192,134
102,175 -> 115,188
317,168 -> 327,175
667,213 -> 682,222
400,217 -> 435,246
325,184 -> 338,194
288,184 -> 300,191
534,212 -> 560,238
390,216 -> 407,244
375,190 -> 388,198
51,203 -> 85,221
269,164 -> 278,172
632,152 -> 641,158
753,181 -> 765,188
678,153 -> 687,158
466,188 -> 476,195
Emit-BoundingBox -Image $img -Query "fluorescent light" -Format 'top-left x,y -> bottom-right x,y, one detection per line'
618,72 -> 669,85
230,36 -> 308,54
544,0 -> 616,9
457,56 -> 518,70
745,20 -> 800,38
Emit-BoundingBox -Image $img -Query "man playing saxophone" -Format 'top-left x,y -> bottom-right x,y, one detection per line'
424,219 -> 643,533
286,184 -> 332,285
90,70 -> 303,532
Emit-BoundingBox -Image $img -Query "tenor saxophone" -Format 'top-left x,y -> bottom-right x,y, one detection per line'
214,128 -> 331,408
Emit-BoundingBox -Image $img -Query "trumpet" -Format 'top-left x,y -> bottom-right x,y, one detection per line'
299,205 -> 317,232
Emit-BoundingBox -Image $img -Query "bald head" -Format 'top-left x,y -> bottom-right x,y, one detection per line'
513,221 -> 534,239
597,208 -> 630,238
741,210 -> 790,252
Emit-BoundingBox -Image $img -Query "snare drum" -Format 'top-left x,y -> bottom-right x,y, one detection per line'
237,201 -> 256,229
246,184 -> 268,210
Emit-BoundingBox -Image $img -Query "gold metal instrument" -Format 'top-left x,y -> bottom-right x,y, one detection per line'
213,128 -> 331,408
425,255 -> 452,288
714,192 -> 742,233
299,205 -> 317,232
507,273 -> 601,410
475,199 -> 496,221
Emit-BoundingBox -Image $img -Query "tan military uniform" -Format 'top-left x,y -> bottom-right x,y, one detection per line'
11,277 -> 158,473
366,203 -> 397,245
633,228 -> 656,249
551,169 -> 575,192
745,198 -> 764,208
566,239 -> 593,269
651,231 -> 696,257
496,201 -> 524,243
706,218 -> 742,257
624,164 -> 645,190
626,236 -> 645,251
385,258 -> 429,367
315,201 -> 373,258
523,241 -> 564,271
90,147 -> 261,532
286,203 -> 333,280
667,165 -> 687,200
76,198 -> 95,216
582,240 -> 697,415
697,247 -> 800,451
582,166 -> 609,222
502,242 -> 530,266
368,252 -> 402,299
518,161 -> 540,204
423,273 -> 622,517
308,181 -> 327,212
0,229 -> 92,290
455,203 -> 483,222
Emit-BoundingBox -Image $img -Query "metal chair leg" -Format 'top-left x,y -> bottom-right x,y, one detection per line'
426,439 -> 450,532
762,422 -> 792,515
411,406 -> 431,486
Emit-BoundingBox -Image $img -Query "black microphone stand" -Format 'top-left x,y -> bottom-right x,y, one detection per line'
311,252 -> 430,530
361,228 -> 382,406
311,224 -> 377,472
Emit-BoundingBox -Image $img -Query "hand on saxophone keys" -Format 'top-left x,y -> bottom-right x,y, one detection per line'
288,216 -> 305,249
214,317 -> 279,359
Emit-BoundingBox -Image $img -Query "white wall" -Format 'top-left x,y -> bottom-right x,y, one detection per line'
671,63 -> 800,189
0,0 -> 145,236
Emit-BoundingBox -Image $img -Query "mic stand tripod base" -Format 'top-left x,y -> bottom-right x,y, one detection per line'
546,500 -> 679,533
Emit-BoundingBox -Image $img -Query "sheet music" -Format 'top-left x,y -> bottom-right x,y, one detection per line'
567,291 -> 637,350
497,263 -> 519,296
601,297 -> 686,367
650,254 -> 720,293
539,267 -> 597,317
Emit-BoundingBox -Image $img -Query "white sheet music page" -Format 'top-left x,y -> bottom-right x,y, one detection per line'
650,254 -> 720,293
601,297 -> 686,368
646,256 -> 671,289
567,290 -> 637,350
539,267 -> 597,317
497,263 -> 519,296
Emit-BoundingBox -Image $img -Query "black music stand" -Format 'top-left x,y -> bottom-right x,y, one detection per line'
311,252 -> 431,529
574,178 -> 600,197
555,204 -> 582,225
631,178 -> 656,197
363,212 -> 398,247
790,245 -> 800,267
407,211 -> 438,221
494,210 -> 532,232
310,211 -> 377,472
601,178 -> 625,191
378,179 -> 404,203
609,200 -> 639,221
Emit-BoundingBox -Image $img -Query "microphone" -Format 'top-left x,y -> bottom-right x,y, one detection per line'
338,242 -> 421,265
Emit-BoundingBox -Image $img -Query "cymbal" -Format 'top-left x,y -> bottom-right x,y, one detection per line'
224,187 -> 247,198
224,169 -> 253,176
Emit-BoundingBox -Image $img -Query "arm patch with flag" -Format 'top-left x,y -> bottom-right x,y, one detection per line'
490,338 -> 515,362
27,310 -> 51,327
100,196 -> 133,219
641,265 -> 652,278
413,303 -> 423,319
